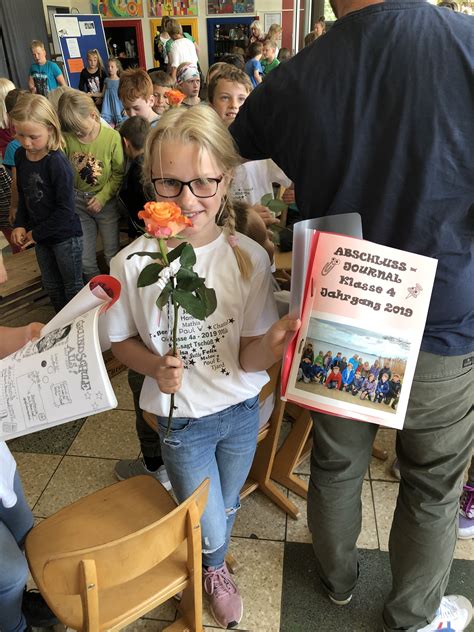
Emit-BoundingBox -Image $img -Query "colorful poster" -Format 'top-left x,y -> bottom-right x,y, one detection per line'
91,0 -> 144,18
148,0 -> 198,16
206,0 -> 255,14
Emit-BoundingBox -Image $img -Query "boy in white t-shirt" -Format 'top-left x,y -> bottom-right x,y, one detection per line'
167,22 -> 199,81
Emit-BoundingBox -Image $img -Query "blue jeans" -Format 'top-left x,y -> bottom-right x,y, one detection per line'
35,237 -> 84,313
156,396 -> 260,568
0,471 -> 34,632
74,192 -> 120,281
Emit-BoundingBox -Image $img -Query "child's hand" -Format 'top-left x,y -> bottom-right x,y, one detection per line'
252,204 -> 279,228
25,322 -> 44,343
86,197 -> 103,214
153,350 -> 183,394
266,315 -> 301,361
20,231 -> 35,250
11,227 -> 26,247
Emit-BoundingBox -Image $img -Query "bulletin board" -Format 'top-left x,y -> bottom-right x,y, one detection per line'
53,14 -> 108,89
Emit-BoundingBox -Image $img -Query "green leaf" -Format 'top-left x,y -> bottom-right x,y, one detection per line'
173,288 -> 206,320
260,193 -> 273,206
168,242 -> 187,264
177,276 -> 204,292
197,285 -> 217,318
127,251 -> 164,261
267,198 -> 287,216
156,283 -> 172,309
180,243 -> 197,268
137,262 -> 164,287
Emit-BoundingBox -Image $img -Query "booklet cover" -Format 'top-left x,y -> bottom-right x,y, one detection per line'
1,276 -> 121,441
282,232 -> 437,429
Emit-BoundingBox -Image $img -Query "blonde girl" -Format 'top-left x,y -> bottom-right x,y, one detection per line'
10,94 -> 83,312
0,78 -> 15,158
101,57 -> 127,126
249,19 -> 265,44
78,48 -> 106,104
107,105 -> 298,630
58,89 -> 124,280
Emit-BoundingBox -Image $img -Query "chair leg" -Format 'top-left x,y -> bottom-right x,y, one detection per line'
272,408 -> 312,500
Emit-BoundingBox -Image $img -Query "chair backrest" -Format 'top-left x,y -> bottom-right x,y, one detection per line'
259,361 -> 280,403
42,478 -> 209,595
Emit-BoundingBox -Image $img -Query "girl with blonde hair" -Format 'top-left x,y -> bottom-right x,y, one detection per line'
78,48 -> 106,105
58,89 -> 124,280
108,104 -> 298,630
10,94 -> 83,312
249,19 -> 265,44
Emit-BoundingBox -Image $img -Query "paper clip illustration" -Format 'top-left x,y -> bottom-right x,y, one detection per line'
406,283 -> 422,299
321,257 -> 340,276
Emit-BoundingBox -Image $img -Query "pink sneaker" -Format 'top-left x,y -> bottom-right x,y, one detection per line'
203,563 -> 243,629
459,483 -> 474,539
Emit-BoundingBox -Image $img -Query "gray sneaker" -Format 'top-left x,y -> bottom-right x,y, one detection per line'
114,458 -> 172,491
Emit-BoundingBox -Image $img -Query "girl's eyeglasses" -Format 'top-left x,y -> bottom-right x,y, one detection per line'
152,176 -> 223,199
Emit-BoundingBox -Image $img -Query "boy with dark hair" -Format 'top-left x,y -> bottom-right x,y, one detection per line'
245,42 -> 263,88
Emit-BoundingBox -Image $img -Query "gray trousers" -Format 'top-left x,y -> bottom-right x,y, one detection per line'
127,369 -> 162,459
308,350 -> 473,632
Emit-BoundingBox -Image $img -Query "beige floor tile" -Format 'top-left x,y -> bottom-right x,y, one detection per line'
142,600 -> 177,622
33,455 -> 118,517
12,452 -> 62,507
67,409 -> 140,459
370,428 -> 398,481
454,537 -> 474,561
202,538 -> 284,631
286,476 -> 378,549
121,619 -> 173,631
112,369 -> 136,411
233,488 -> 287,541
372,481 -> 399,551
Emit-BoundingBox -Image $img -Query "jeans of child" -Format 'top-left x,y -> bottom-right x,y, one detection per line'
75,193 -> 120,281
307,350 -> 473,632
35,237 -> 84,313
0,471 -> 34,632
156,396 -> 260,568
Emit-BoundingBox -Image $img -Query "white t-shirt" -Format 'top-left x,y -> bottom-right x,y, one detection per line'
230,159 -> 292,206
168,37 -> 198,69
107,232 -> 279,418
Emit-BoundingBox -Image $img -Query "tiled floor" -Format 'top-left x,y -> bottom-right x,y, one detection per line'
2,287 -> 473,631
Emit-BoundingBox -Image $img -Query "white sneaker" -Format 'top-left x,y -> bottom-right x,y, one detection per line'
114,458 -> 172,491
417,595 -> 473,631
329,593 -> 353,606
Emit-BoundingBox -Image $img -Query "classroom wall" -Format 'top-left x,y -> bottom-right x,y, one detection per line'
42,0 -> 296,74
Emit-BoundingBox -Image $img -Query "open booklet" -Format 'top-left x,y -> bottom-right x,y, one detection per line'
282,228 -> 438,430
1,275 -> 121,441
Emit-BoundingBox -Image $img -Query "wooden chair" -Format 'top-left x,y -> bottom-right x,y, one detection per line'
143,362 -> 300,520
25,476 -> 209,632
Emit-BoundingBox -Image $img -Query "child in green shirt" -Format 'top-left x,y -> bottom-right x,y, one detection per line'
262,40 -> 280,76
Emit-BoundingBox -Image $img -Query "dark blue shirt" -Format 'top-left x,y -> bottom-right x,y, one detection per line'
14,148 -> 82,245
230,1 -> 474,356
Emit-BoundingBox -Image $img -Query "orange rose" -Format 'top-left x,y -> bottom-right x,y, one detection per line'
138,201 -> 192,238
165,88 -> 186,106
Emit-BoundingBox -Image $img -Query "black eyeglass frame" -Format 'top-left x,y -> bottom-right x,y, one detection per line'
151,176 -> 224,199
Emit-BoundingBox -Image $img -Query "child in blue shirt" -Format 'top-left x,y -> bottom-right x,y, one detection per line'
245,42 -> 263,88
28,40 -> 65,96
374,372 -> 390,403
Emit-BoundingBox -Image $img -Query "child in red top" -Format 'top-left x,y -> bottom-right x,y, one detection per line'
325,365 -> 342,390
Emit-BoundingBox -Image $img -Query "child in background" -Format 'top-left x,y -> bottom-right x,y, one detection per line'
341,362 -> 355,391
101,57 -> 127,127
150,70 -> 173,118
58,90 -> 124,281
325,365 -> 342,390
118,116 -> 151,238
207,66 -> 251,126
369,359 -> 381,380
385,373 -> 401,409
261,40 -> 280,76
245,42 -> 263,88
323,350 -> 333,370
176,63 -> 201,107
350,369 -> 364,396
374,372 -> 390,403
28,40 -> 65,97
78,48 -> 106,107
10,94 -> 83,312
107,105 -> 299,629
277,48 -> 292,63
360,360 -> 371,378
2,87 -> 24,253
360,373 -> 377,401
378,359 -> 392,383
0,166 -> 12,270
119,69 -> 160,126
267,24 -> 282,54
0,78 -> 15,158
166,20 -> 199,81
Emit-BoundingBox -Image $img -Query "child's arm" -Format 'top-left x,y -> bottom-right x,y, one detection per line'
253,67 -> 262,85
111,338 -> 183,394
0,252 -> 7,284
239,314 -> 300,373
28,74 -> 36,93
0,323 -> 43,359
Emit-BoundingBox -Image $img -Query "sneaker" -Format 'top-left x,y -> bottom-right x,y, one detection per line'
303,376 -> 310,384
22,588 -> 59,628
114,458 -> 172,491
329,593 -> 353,606
458,483 -> 474,539
417,595 -> 473,631
391,457 -> 401,481
203,563 -> 243,629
